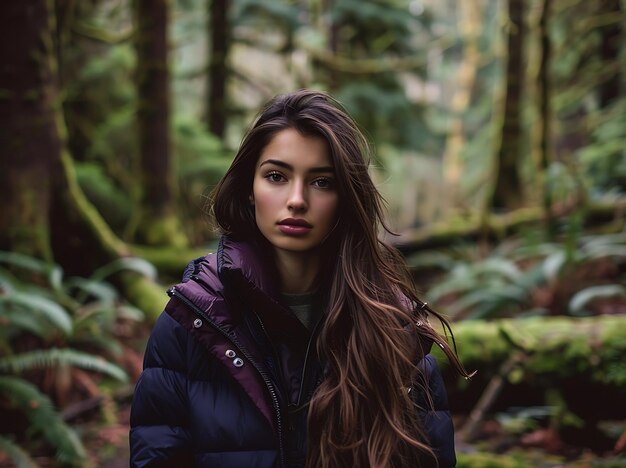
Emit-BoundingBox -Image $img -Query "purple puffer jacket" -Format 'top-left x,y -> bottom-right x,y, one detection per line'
129,236 -> 456,467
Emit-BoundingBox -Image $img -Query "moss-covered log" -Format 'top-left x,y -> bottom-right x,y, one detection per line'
436,315 -> 626,387
130,245 -> 212,279
436,314 -> 626,449
395,199 -> 626,254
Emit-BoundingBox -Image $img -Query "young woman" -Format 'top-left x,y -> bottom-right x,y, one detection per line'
130,90 -> 471,467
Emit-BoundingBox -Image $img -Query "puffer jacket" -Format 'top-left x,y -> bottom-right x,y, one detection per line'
130,236 -> 456,467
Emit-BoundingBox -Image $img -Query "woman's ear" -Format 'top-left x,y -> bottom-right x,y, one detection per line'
249,194 -> 255,206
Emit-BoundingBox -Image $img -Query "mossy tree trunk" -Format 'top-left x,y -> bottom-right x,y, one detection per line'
131,0 -> 187,248
0,1 -> 60,261
206,0 -> 230,140
537,0 -> 556,237
0,0 -> 166,322
491,0 -> 526,211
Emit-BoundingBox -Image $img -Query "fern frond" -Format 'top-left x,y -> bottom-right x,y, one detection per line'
0,292 -> 72,335
0,307 -> 50,339
90,257 -> 157,282
0,435 -> 38,468
0,251 -> 64,292
0,376 -> 87,465
64,277 -> 118,304
0,348 -> 128,382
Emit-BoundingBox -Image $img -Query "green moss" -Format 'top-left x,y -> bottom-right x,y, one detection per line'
119,273 -> 168,323
457,449 -> 564,467
440,316 -> 626,387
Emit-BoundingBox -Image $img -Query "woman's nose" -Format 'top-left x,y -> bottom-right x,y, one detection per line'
287,181 -> 307,211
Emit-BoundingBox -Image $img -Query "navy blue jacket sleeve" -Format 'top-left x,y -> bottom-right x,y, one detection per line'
130,312 -> 193,467
416,354 -> 456,467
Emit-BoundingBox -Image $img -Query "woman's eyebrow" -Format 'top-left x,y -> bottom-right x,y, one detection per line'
259,159 -> 334,173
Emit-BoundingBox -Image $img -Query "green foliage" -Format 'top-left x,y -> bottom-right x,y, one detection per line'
0,252 -> 149,464
0,349 -> 127,383
0,292 -> 73,337
76,162 -> 132,233
0,435 -> 38,467
577,100 -> 626,193
337,82 -> 434,151
0,377 -> 87,467
417,229 -> 626,320
173,114 -> 232,242
435,315 -> 626,388
457,449 -> 564,468
236,0 -> 302,31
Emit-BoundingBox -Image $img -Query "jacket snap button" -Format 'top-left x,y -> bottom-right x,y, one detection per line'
233,357 -> 244,367
225,349 -> 236,358
193,318 -> 202,328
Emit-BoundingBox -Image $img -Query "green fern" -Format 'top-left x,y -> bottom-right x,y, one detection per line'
0,251 -> 63,293
90,257 -> 157,282
0,435 -> 38,468
0,307 -> 51,340
0,348 -> 128,382
0,376 -> 87,466
569,285 -> 626,316
0,292 -> 73,335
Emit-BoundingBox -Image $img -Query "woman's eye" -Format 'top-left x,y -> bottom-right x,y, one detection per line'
313,177 -> 334,189
265,172 -> 284,183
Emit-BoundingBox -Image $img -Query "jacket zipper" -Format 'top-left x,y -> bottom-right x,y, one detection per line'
295,315 -> 324,406
168,286 -> 286,468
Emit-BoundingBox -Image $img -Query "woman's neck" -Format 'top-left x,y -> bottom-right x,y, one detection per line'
273,249 -> 321,294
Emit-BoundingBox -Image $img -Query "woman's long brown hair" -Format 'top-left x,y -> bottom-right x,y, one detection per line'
211,90 -> 473,467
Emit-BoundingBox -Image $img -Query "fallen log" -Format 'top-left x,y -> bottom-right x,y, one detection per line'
394,199 -> 626,254
437,314 -> 626,387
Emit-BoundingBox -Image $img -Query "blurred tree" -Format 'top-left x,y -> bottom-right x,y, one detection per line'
442,0 -> 482,211
491,0 -> 525,211
0,2 -> 58,260
0,0 -> 126,269
206,0 -> 231,139
597,0 -> 622,109
537,0 -> 555,235
0,0 -> 165,321
130,0 -> 188,247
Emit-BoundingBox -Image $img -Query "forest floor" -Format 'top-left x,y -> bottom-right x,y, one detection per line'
74,401 -> 626,467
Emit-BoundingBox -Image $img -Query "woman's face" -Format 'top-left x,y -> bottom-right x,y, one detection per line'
252,128 -> 339,255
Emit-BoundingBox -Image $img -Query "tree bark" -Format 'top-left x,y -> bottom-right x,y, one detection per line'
206,0 -> 230,139
0,0 -> 166,322
597,0 -> 622,108
491,0 -> 526,211
131,0 -> 187,247
442,0 -> 481,212
0,1 -> 60,260
537,0 -> 556,236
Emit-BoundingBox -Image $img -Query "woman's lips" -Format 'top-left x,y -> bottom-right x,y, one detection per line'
278,218 -> 312,235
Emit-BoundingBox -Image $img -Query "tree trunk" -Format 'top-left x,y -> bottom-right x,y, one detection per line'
442,0 -> 482,213
491,0 -> 526,211
597,0 -> 622,108
537,0 -> 556,236
131,0 -> 187,248
0,0 -> 166,322
206,0 -> 230,139
0,1 -> 59,260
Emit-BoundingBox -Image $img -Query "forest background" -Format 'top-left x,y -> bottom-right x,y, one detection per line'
0,0 -> 625,466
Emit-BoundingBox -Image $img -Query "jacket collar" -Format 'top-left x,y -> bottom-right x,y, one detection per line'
217,236 -> 308,345
217,236 -> 280,306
